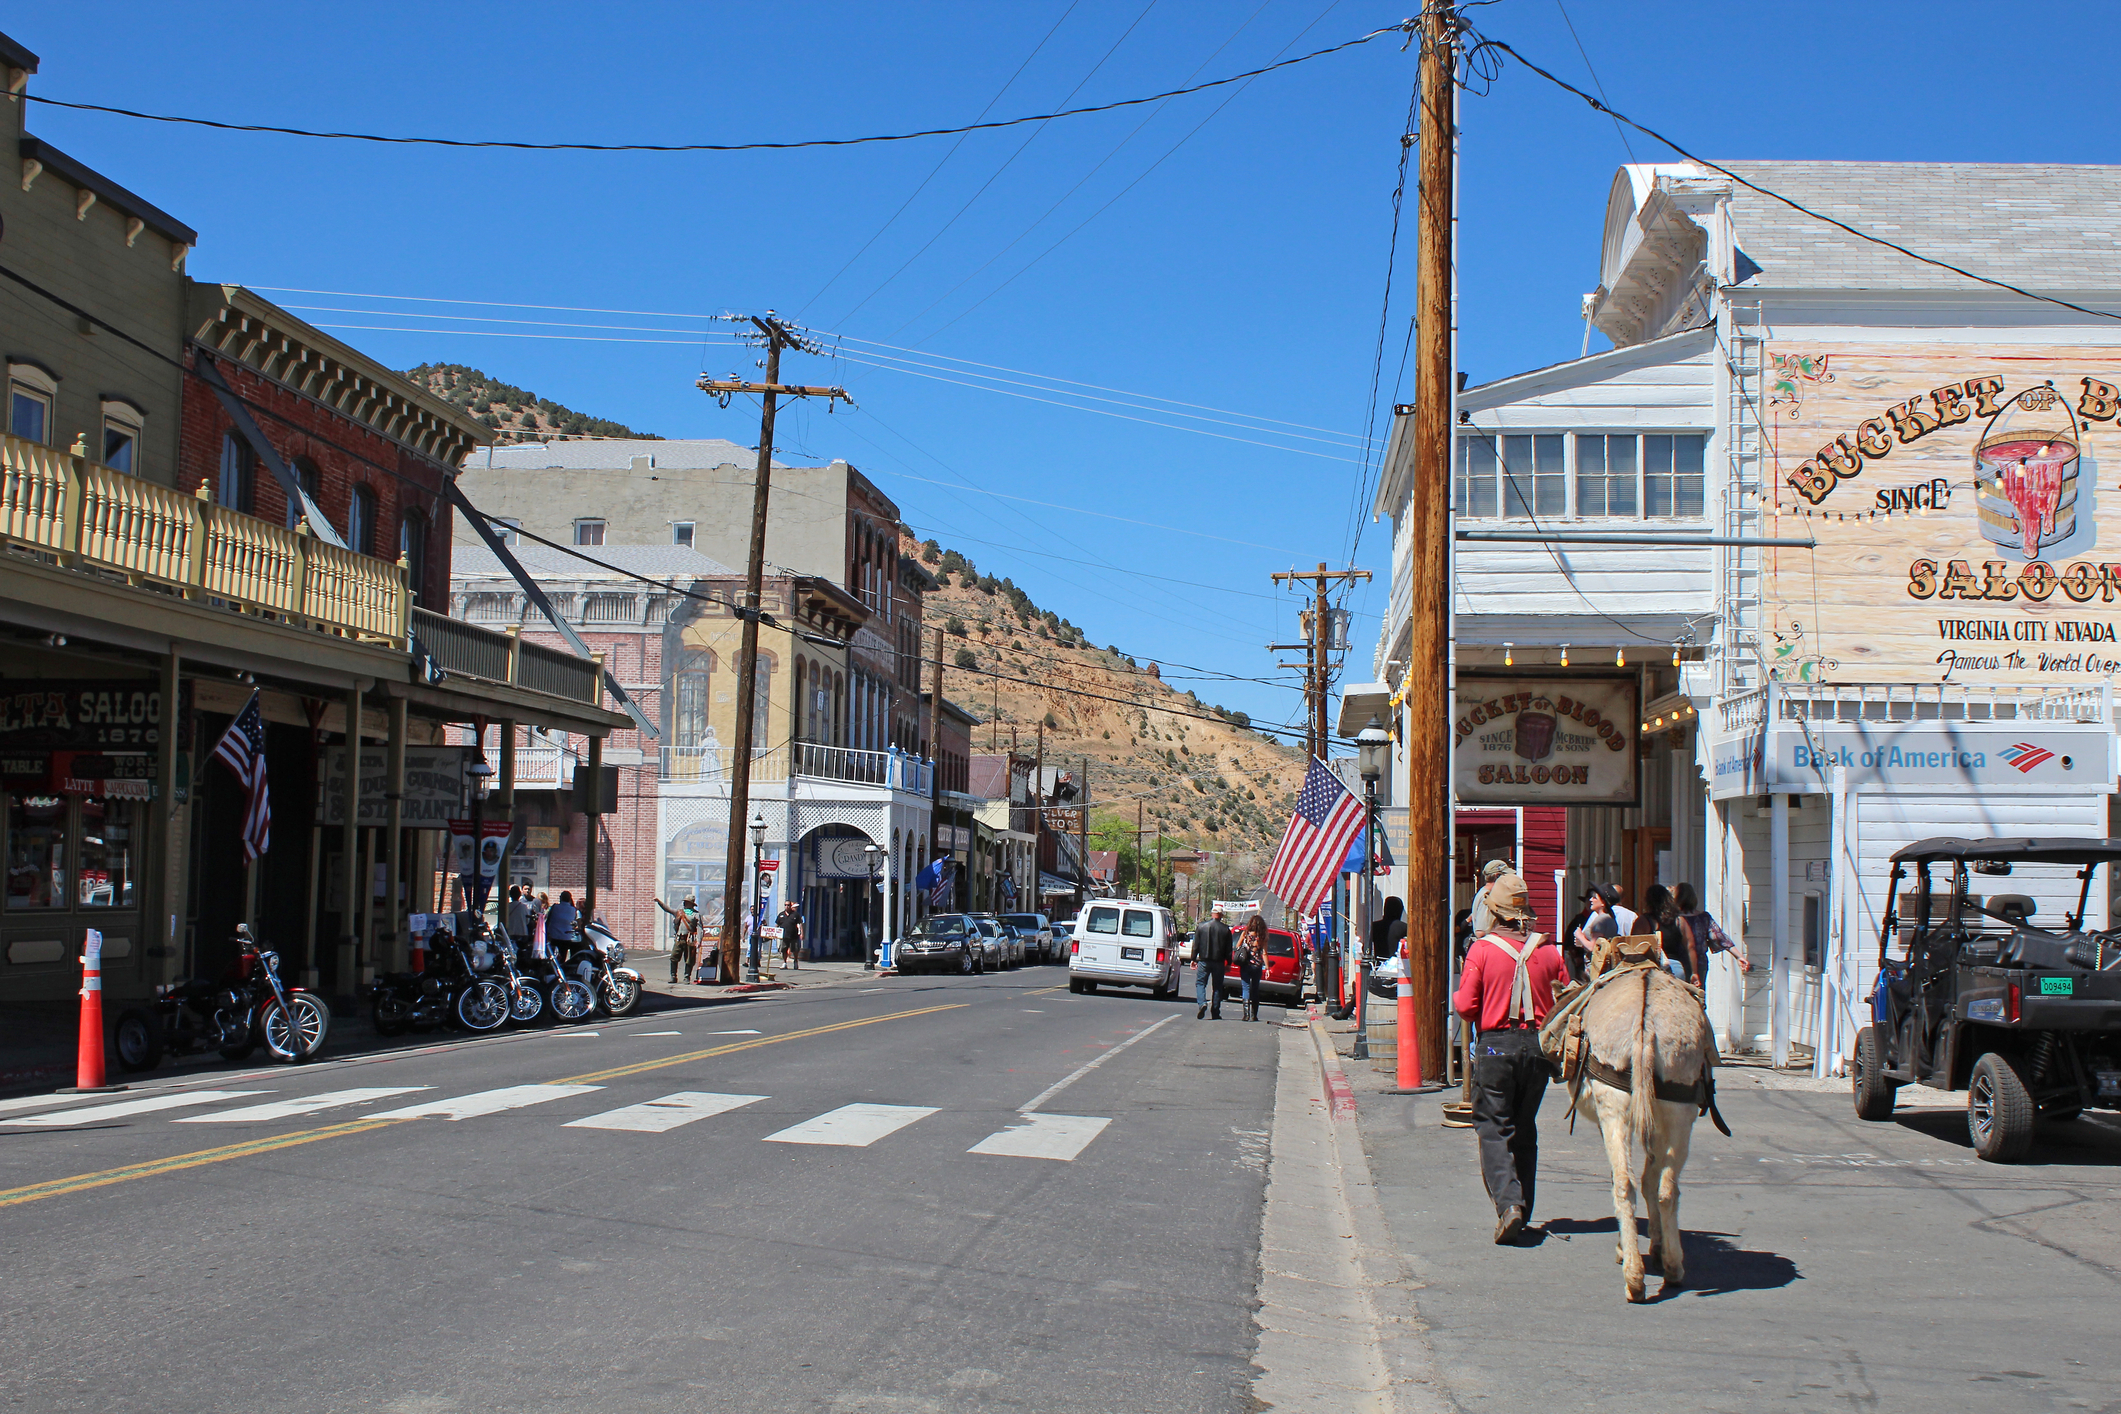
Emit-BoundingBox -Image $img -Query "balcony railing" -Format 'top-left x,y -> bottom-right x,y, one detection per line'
660,742 -> 932,793
1716,679 -> 2111,735
415,609 -> 601,704
2,432 -> 407,644
511,743 -> 581,789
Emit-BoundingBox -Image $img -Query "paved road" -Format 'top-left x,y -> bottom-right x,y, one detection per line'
0,968 -> 1284,1413
1354,1067 -> 2121,1412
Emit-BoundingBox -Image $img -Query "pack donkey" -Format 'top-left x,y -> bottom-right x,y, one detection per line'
1548,951 -> 1727,1302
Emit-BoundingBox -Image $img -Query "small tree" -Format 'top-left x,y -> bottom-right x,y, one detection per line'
946,616 -> 967,637
954,648 -> 978,670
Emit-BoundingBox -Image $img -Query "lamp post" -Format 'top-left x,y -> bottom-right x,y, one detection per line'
1352,715 -> 1388,1061
465,746 -> 495,925
746,812 -> 766,984
864,841 -> 883,970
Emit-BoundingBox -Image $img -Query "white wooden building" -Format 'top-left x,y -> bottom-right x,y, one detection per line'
1372,160 -> 2121,1067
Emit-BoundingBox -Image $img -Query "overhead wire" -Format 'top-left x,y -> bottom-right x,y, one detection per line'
21,25 -> 1409,155
1343,64 -> 1422,568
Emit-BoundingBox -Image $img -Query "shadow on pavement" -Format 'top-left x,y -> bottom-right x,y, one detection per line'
1890,1106 -> 2121,1166
1536,1219 -> 1801,1298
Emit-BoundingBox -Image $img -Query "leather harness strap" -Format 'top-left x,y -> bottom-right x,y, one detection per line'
1578,1053 -> 1734,1137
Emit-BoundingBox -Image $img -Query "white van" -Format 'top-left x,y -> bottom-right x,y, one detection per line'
1067,900 -> 1181,998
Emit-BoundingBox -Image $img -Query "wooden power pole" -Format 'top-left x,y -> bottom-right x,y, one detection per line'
1407,8 -> 1457,1083
696,316 -> 851,983
1270,563 -> 1372,762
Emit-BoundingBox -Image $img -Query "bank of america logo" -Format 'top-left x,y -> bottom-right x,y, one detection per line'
2002,743 -> 2055,773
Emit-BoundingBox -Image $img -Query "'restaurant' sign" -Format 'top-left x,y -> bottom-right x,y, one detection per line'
1454,675 -> 1638,806
1768,346 -> 2121,684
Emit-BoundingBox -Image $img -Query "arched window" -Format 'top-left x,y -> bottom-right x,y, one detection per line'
672,648 -> 713,749
348,484 -> 376,556
791,657 -> 807,740
218,432 -> 254,513
751,652 -> 776,745
399,508 -> 429,603
286,456 -> 322,530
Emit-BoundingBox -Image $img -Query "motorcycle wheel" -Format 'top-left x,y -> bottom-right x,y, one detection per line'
508,981 -> 545,1026
114,1008 -> 163,1072
262,994 -> 331,1063
371,992 -> 411,1036
601,973 -> 643,1017
456,979 -> 512,1033
548,979 -> 594,1023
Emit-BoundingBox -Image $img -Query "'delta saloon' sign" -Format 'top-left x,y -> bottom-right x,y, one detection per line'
1767,346 -> 2121,684
1453,675 -> 1638,806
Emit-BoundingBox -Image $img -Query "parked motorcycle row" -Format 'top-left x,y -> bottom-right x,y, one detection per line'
109,917 -> 642,1074
370,917 -> 642,1038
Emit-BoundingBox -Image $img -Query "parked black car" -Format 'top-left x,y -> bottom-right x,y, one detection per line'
1855,836 -> 2121,1161
894,914 -> 984,975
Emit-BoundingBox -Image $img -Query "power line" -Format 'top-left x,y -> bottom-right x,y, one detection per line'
22,25 -> 1405,154
1344,69 -> 1422,567
1471,31 -> 2121,325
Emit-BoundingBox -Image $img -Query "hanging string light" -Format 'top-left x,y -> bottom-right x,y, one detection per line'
1615,647 -> 1625,667
1503,642 -> 1514,667
1671,642 -> 1681,667
1559,643 -> 1570,668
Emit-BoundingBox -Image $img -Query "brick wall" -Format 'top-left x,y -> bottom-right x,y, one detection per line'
179,354 -> 456,606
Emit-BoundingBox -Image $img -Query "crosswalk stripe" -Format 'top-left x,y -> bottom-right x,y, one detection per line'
368,1084 -> 602,1121
968,1113 -> 1112,1161
0,1093 -> 103,1118
172,1088 -> 430,1123
0,1091 -> 269,1127
565,1091 -> 767,1133
763,1103 -> 938,1148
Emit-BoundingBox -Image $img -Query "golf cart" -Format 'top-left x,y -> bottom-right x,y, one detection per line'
1854,837 -> 2121,1161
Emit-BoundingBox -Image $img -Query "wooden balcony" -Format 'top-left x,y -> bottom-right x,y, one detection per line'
0,431 -> 407,646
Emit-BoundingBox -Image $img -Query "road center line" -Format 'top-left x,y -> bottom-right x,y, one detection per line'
1019,1014 -> 1178,1115
0,1001 -> 967,1210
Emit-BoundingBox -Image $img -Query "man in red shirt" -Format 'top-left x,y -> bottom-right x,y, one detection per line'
1452,872 -> 1567,1245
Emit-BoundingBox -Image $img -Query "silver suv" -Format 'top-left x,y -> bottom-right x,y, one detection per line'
1001,913 -> 1054,964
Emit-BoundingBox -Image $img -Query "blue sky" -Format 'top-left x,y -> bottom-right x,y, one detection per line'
19,2 -> 2121,738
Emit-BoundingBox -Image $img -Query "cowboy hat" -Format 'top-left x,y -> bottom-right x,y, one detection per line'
1486,872 -> 1535,923
1481,858 -> 1511,879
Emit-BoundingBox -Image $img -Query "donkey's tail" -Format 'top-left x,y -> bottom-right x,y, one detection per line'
1628,971 -> 1658,1147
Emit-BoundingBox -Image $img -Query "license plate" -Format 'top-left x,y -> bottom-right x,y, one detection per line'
1121,947 -> 1144,961
2040,976 -> 2074,996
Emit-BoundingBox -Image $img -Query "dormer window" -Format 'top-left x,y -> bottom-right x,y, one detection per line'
100,398 -> 145,473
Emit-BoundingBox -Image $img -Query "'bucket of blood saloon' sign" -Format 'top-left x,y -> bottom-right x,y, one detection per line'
1454,675 -> 1639,807
1766,346 -> 2121,685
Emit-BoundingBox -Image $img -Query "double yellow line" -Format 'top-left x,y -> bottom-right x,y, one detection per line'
0,1002 -> 966,1210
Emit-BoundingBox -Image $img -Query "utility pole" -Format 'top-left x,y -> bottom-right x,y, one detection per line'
1033,721 -> 1044,913
697,316 -> 851,984
1268,563 -> 1371,761
1078,757 -> 1090,910
1406,7 -> 1458,1083
928,624 -> 943,910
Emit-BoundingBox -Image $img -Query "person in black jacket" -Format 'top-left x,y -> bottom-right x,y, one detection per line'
1193,906 -> 1233,1020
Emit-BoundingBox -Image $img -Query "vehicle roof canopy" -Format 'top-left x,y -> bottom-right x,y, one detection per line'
1889,837 -> 2121,866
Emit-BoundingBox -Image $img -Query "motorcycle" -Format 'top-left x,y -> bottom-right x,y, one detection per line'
564,918 -> 643,1017
114,925 -> 330,1071
369,925 -> 511,1035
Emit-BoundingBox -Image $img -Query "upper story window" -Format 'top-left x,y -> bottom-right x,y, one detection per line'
285,456 -> 321,530
399,508 -> 429,602
348,484 -> 376,556
671,521 -> 695,547
574,518 -> 606,547
101,399 -> 145,473
1456,430 -> 1707,519
9,362 -> 57,445
217,432 -> 255,513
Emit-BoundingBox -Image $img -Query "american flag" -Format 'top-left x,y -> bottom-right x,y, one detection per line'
212,691 -> 271,861
1261,757 -> 1366,917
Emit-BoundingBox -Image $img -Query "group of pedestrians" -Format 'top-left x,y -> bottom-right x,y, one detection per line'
1189,904 -> 1272,1022
500,885 -> 582,953
653,895 -> 807,984
1455,866 -> 1745,1247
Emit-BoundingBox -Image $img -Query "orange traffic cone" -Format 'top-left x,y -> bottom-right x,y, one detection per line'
1395,945 -> 1441,1095
63,928 -> 124,1094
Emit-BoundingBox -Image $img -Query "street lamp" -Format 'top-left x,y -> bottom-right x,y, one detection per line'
746,812 -> 766,984
863,842 -> 883,970
1352,715 -> 1388,1060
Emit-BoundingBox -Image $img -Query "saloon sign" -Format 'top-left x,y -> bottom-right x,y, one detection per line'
1454,675 -> 1639,806
1767,346 -> 2121,684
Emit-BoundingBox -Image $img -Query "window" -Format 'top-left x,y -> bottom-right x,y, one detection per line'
286,457 -> 321,530
673,648 -> 712,748
348,484 -> 375,556
6,795 -> 68,909
77,797 -> 137,908
574,519 -> 606,546
1574,435 -> 1638,517
1085,906 -> 1121,935
493,518 -> 521,545
218,433 -> 255,513
672,521 -> 695,547
101,400 -> 144,473
1644,434 -> 1706,518
1455,437 -> 1496,517
1459,431 -> 1707,520
1122,909 -> 1156,938
8,362 -> 56,445
1501,435 -> 1566,518
399,509 -> 429,601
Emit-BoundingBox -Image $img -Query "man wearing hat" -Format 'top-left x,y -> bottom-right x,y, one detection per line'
1193,904 -> 1233,1020
1453,872 -> 1567,1245
1467,858 -> 1511,935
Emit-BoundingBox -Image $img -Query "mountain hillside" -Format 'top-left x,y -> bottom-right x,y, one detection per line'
406,363 -> 660,444
910,532 -> 1305,862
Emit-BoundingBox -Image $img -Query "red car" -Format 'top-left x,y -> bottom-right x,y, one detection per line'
1218,927 -> 1303,1008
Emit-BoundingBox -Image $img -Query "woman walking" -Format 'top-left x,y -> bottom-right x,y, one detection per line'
1235,915 -> 1269,1022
